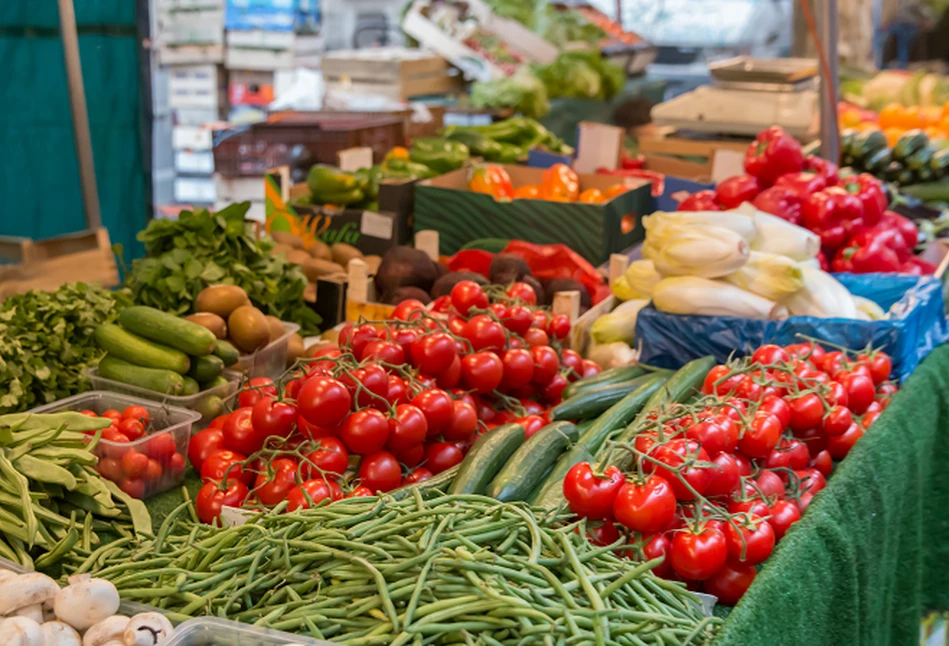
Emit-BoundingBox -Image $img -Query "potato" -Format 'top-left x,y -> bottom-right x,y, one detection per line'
331,243 -> 363,268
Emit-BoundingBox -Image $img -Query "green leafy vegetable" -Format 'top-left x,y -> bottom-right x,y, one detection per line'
123,202 -> 321,335
471,70 -> 550,118
537,51 -> 625,101
0,283 -> 127,414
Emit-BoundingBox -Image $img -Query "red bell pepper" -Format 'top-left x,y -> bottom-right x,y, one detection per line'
774,172 -> 827,198
841,173 -> 887,228
677,190 -> 720,211
715,174 -> 760,209
816,250 -> 829,272
620,154 -> 645,170
880,210 -> 918,251
900,257 -> 937,275
743,126 -> 804,186
751,186 -> 803,225
802,187 -> 866,253
803,156 -> 839,186
831,231 -> 902,273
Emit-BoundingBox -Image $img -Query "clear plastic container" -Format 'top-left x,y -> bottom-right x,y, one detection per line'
164,617 -> 334,646
30,391 -> 200,498
86,367 -> 242,424
234,321 -> 300,380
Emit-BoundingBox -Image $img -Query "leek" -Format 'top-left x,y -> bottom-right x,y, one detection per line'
652,276 -> 788,320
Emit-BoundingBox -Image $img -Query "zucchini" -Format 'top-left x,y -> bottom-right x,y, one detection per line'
839,128 -> 858,156
863,147 -> 892,174
189,354 -> 224,383
94,324 -> 191,374
391,465 -> 460,500
530,443 -> 594,512
883,160 -> 904,182
917,167 -> 935,182
182,377 -> 200,396
852,129 -> 888,159
213,340 -> 241,367
893,129 -> 928,160
573,372 -> 670,455
449,423 -> 526,495
551,373 -> 663,421
897,169 -> 917,186
486,421 -> 580,502
907,146 -> 935,171
930,149 -> 949,177
561,365 -> 648,399
98,355 -> 185,395
119,306 -> 217,357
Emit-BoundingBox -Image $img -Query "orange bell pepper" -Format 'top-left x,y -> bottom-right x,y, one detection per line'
385,146 -> 410,162
540,163 -> 580,202
604,183 -> 633,199
469,166 -> 515,201
514,184 -> 542,199
578,188 -> 606,204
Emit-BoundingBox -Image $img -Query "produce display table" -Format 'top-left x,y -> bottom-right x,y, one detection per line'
716,342 -> 949,646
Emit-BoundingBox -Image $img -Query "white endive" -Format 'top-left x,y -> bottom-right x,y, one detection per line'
610,276 -> 639,301
853,295 -> 887,320
643,210 -> 759,244
651,226 -> 750,278
590,299 -> 650,344
724,251 -> 804,301
737,204 -> 820,261
798,257 -> 822,269
783,267 -> 861,318
652,276 -> 789,320
623,259 -> 662,297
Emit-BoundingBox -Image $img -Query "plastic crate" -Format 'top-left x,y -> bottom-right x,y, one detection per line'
235,321 -> 300,380
30,392 -> 200,499
165,617 -> 334,645
212,112 -> 405,177
86,368 -> 242,424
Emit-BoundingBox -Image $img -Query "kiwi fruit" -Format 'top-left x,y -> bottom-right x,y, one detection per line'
309,240 -> 332,261
184,312 -> 228,340
272,231 -> 306,249
303,258 -> 346,282
286,333 -> 305,366
264,315 -> 285,342
196,284 -> 251,318
331,243 -> 363,267
227,305 -> 271,353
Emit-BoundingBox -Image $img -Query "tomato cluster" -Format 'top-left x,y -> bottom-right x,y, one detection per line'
192,280 -> 599,525
562,342 -> 896,604
79,405 -> 186,499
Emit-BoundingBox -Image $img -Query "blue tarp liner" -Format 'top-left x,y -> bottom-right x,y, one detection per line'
636,273 -> 949,382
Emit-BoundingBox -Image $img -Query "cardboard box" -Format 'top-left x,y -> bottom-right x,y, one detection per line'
168,65 -> 223,110
322,48 -> 462,102
158,44 -> 225,65
175,150 -> 215,174
414,165 -> 652,264
228,70 -> 275,106
172,125 -> 213,150
225,46 -> 295,70
157,9 -> 225,46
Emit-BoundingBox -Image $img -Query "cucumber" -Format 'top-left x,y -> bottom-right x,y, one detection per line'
930,149 -> 949,178
852,129 -> 888,158
189,354 -> 224,383
94,324 -> 191,374
863,147 -> 892,174
182,377 -> 200,396
202,375 -> 230,390
213,340 -> 241,367
529,444 -> 593,512
487,421 -> 579,502
391,465 -> 460,500
98,355 -> 185,395
573,372 -> 670,455
893,130 -> 928,160
561,365 -> 648,399
449,424 -> 526,495
551,373 -> 664,421
907,146 -> 935,171
118,306 -> 217,357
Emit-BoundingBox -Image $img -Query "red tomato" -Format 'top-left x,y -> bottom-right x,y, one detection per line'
462,315 -> 506,353
195,480 -> 249,524
297,377 -> 352,428
101,409 -> 123,422
297,416 -> 339,442
651,439 -> 712,501
759,395 -> 790,429
768,499 -> 802,540
385,375 -> 410,406
251,398 -> 298,442
188,428 -> 224,472
119,478 -> 146,499
785,342 -> 826,367
117,418 -> 145,441
209,414 -> 230,430
392,443 -> 425,468
451,280 -> 488,316
425,442 -> 464,473
877,382 -> 898,396
286,479 -> 335,511
302,437 -> 349,479
547,315 -> 571,340
502,305 -> 534,336
702,365 -> 742,396
412,389 -> 455,436
753,469 -> 786,501
704,452 -> 741,498
201,450 -> 249,485
670,528 -> 728,581
642,533 -> 673,578
350,485 -> 375,498
442,400 -> 478,442
751,344 -> 791,365
826,422 -> 864,459
543,373 -> 569,404
685,416 -> 737,457
120,451 -> 149,479
733,453 -> 752,477
559,349 -> 583,381
385,404 -> 428,452
404,467 -> 433,485
738,411 -> 782,458
530,346 -> 560,385
392,299 -> 427,321
582,521 -> 620,546
169,453 -> 186,476
506,282 -> 537,305
237,377 -> 277,408
734,376 -> 762,402
358,451 -> 402,492
861,410 -> 881,429
361,340 -> 405,365
461,352 -> 504,394
764,438 -> 808,471
390,327 -> 421,357
786,393 -> 824,433
500,349 -> 534,390
340,323 -> 381,358
121,405 -> 150,426
724,514 -> 774,565
340,409 -> 389,455
703,563 -> 756,605
253,458 -> 299,505
821,405 -> 853,436
341,364 -> 390,409
810,449 -> 833,477
523,328 -> 550,347
435,355 -> 462,389
145,459 -> 163,482
612,476 -> 677,533
580,360 -> 601,378
821,351 -> 846,377
839,372 -> 875,414
410,333 -> 457,375
143,433 -> 177,462
795,468 -> 827,495
221,407 -> 261,455
562,463 -> 623,520
517,414 -> 546,439
728,498 -> 771,519
79,409 -> 98,418
858,351 -> 892,384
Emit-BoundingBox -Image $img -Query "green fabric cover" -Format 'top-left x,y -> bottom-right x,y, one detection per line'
717,342 -> 949,645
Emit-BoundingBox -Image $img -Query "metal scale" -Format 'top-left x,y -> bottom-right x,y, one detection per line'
650,57 -> 821,140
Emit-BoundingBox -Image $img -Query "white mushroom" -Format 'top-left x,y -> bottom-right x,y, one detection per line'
16,603 -> 45,623
54,578 -> 119,632
81,616 -> 129,646
0,573 -> 61,616
0,570 -> 19,585
41,621 -> 82,646
122,613 -> 173,646
41,598 -> 57,623
0,616 -> 44,646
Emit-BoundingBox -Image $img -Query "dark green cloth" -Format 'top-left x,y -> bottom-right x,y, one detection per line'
716,342 -> 949,645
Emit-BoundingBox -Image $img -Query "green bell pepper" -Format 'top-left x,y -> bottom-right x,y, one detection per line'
444,129 -> 504,159
410,138 -> 470,174
307,164 -> 357,195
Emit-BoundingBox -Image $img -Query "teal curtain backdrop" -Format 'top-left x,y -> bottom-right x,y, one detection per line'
0,0 -> 147,258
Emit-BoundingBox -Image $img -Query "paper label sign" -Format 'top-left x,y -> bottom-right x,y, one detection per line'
574,122 -> 623,174
711,149 -> 745,185
361,211 -> 394,240
338,147 -> 373,172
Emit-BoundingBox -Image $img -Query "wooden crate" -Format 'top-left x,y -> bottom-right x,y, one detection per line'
0,228 -> 119,299
638,128 -> 752,181
322,49 -> 462,102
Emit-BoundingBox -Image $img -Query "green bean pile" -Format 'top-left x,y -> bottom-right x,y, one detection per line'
0,412 -> 151,569
79,492 -> 719,645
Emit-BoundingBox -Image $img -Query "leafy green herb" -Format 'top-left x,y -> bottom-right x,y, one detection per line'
0,283 -> 127,414
123,203 -> 321,335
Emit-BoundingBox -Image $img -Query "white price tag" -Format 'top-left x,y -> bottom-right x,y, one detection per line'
574,122 -> 623,174
711,149 -> 745,185
361,211 -> 394,240
338,147 -> 373,172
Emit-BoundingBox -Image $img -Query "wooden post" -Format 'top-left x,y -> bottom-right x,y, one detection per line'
415,230 -> 440,262
347,258 -> 370,305
609,253 -> 629,283
552,291 -> 581,323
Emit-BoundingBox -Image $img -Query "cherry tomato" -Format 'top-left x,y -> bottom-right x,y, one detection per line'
543,373 -> 569,404
786,393 -> 824,433
877,382 -> 898,396
392,443 -> 424,468
839,372 -> 875,414
704,452 -> 741,498
728,498 -> 771,519
581,521 -> 620,546
562,463 -> 623,520
735,376 -> 762,402
580,360 -> 601,378
361,340 -> 405,365
759,395 -> 790,429
386,375 -> 410,406
201,450 -> 249,485
221,407 -> 261,455
670,528 -> 727,581
753,469 -> 786,501
392,299 -> 427,321
785,342 -> 826,367
286,479 -> 335,511
810,449 -> 833,477
251,398 -> 298,442
612,476 -> 677,533
649,439 -> 711,501
795,467 -> 827,495
702,365 -> 742,396
703,563 -> 756,605
547,315 -> 571,340
861,410 -> 881,429
143,433 -> 177,462
506,282 -> 537,305
499,349 -> 534,390
733,453 -> 752,477
435,355 -> 462,389
350,485 -> 375,498
768,499 -> 802,540
642,533 -> 674,578
297,416 -> 339,442
188,428 -> 224,472
404,467 -> 433,485
79,409 -> 98,418
410,333 -> 457,375
302,437 -> 349,479
196,480 -> 249,524
237,377 -> 277,408
751,344 -> 791,365
253,458 -> 299,505
340,409 -> 389,455
517,414 -> 546,439
385,404 -> 428,453
145,459 -> 163,482
461,315 -> 505,353
685,416 -> 737,457
826,422 -> 864,459
523,327 -> 550,347
442,400 -> 478,442
209,414 -> 230,430
297,376 -> 352,428
530,346 -> 560,385
341,364 -> 390,409
120,451 -> 149,479
451,280 -> 488,316
101,409 -> 123,422
821,405 -> 853,436
340,323 -> 381,358
425,442 -> 464,473
724,514 -> 774,565
858,352 -> 892,384
412,389 -> 455,436
503,305 -> 533,335
390,327 -> 421,356
169,453 -> 186,476
358,451 -> 402,492
116,418 -> 145,441
119,478 -> 146,499
559,349 -> 583,381
121,405 -> 150,426
461,352 -> 504,394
